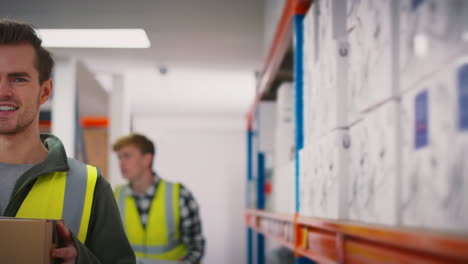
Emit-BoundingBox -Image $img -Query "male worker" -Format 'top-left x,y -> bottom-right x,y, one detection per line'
113,133 -> 205,264
0,19 -> 135,264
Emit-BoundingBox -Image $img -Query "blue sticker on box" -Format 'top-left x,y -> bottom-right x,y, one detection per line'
415,90 -> 429,149
411,0 -> 425,11
458,63 -> 468,131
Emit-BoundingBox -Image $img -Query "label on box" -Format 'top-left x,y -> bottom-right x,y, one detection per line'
411,0 -> 425,11
458,63 -> 468,131
415,90 -> 429,149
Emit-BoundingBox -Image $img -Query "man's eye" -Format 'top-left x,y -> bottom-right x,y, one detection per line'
12,78 -> 27,83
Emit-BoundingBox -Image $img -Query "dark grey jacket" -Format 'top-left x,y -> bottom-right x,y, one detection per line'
3,134 -> 136,264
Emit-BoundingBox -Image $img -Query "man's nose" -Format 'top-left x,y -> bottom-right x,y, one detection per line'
0,78 -> 14,97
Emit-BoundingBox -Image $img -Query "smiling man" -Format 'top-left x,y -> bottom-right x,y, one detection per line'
0,19 -> 135,264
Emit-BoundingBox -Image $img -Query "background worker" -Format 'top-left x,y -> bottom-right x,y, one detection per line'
113,133 -> 205,264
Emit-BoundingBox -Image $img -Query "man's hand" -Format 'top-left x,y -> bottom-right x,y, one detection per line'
51,222 -> 78,264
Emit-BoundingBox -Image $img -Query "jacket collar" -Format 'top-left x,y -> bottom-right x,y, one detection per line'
40,133 -> 69,172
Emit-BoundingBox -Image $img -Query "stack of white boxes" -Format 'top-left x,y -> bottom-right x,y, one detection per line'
303,4 -> 316,148
300,0 -> 349,220
251,102 -> 276,211
300,0 -> 318,218
399,0 -> 468,232
305,130 -> 349,219
298,0 -> 468,233
348,102 -> 400,225
345,0 -> 401,226
400,0 -> 468,92
299,146 -> 312,217
274,83 -> 295,168
346,0 -> 397,117
305,0 -> 348,141
272,82 -> 296,214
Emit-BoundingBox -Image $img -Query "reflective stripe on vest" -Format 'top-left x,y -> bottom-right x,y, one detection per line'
16,158 -> 98,243
115,180 -> 187,260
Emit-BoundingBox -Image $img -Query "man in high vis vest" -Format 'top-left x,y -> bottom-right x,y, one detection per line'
0,19 -> 136,264
113,134 -> 205,264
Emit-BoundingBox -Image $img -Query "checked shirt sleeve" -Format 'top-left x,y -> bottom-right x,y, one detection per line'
179,184 -> 205,264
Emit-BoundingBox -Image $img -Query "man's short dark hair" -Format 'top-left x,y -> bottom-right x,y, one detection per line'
113,133 -> 156,156
0,18 -> 54,84
113,133 -> 156,169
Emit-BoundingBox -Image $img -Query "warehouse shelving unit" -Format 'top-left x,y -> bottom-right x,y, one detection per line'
245,0 -> 468,264
247,209 -> 468,263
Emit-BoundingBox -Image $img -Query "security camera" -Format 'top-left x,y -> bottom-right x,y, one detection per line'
158,66 -> 168,75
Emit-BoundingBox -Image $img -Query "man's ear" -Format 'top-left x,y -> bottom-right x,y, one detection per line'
39,79 -> 53,105
144,153 -> 153,169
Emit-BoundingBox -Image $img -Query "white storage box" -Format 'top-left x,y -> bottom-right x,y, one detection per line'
400,58 -> 468,232
275,83 -> 295,168
348,100 -> 400,225
347,0 -> 399,117
400,0 -> 468,92
271,160 -> 296,214
300,129 -> 349,220
307,0 -> 348,140
316,129 -> 350,220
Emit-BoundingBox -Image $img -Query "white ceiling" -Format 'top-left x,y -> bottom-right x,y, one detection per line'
1,0 -> 265,72
1,0 -> 266,117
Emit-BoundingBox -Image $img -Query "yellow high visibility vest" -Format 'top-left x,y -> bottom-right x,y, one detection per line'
16,158 -> 98,244
114,180 -> 188,260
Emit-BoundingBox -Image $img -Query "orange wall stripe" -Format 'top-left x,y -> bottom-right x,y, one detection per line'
81,116 -> 109,128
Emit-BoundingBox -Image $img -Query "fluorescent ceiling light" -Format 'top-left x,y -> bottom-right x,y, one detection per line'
36,29 -> 151,48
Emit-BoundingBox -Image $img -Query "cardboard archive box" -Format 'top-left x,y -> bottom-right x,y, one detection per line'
0,217 -> 62,264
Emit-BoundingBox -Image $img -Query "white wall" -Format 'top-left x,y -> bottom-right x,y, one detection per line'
52,57 -> 77,157
104,68 -> 256,263
108,75 -> 132,187
125,67 -> 255,117
134,115 -> 246,264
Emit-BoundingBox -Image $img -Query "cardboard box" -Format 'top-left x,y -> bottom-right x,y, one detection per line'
0,217 -> 61,264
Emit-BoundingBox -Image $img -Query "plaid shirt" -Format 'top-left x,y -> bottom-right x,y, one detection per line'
130,175 -> 205,264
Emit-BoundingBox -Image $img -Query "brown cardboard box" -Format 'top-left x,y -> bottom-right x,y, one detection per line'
0,217 -> 62,264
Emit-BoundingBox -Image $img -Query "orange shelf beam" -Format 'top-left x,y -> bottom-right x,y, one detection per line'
247,210 -> 468,263
259,229 -> 295,251
296,248 -> 337,264
297,216 -> 468,262
246,209 -> 295,250
247,209 -> 295,223
344,239 -> 464,264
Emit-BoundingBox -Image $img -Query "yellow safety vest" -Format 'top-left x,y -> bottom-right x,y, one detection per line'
16,158 -> 98,244
114,180 -> 188,260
